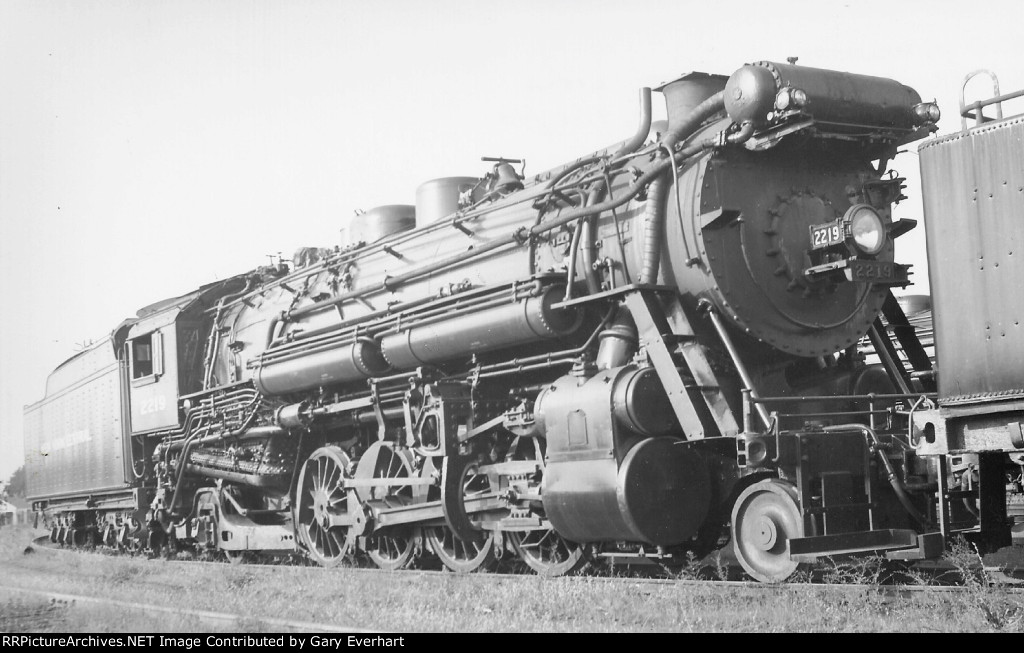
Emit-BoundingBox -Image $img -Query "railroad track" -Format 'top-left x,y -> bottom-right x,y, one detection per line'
0,584 -> 374,633
29,536 -> 1024,593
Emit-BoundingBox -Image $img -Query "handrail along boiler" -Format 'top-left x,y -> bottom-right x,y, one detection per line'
25,59 -> 1018,581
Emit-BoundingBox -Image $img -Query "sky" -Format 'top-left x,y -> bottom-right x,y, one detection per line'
0,0 -> 1022,483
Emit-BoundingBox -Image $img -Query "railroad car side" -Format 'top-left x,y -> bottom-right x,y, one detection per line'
23,325 -> 144,542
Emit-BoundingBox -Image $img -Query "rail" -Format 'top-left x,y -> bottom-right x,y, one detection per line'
960,70 -> 1024,129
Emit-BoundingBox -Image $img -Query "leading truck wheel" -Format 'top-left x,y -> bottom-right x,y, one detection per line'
424,526 -> 495,573
504,437 -> 586,577
731,479 -> 804,583
295,446 -> 356,567
509,529 -> 586,577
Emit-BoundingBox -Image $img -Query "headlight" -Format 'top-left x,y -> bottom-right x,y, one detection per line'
774,87 -> 807,112
775,88 -> 791,111
913,101 -> 941,124
844,204 -> 886,256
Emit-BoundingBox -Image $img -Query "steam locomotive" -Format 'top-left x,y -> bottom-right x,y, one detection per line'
25,60 -> 1023,582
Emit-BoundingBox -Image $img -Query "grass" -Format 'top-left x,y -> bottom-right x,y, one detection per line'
1,526 -> 1023,632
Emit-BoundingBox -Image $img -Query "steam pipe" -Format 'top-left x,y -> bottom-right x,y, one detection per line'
660,91 -> 725,152
634,92 -> 729,285
639,173 -> 670,284
580,194 -> 601,295
265,315 -> 282,348
283,286 -> 493,341
167,405 -> 265,519
639,117 -> 755,282
602,172 -> 634,285
288,99 -> 728,322
221,90 -> 646,322
563,218 -> 585,301
611,87 -> 653,160
545,156 -> 603,193
568,87 -> 651,295
203,276 -> 257,390
285,167 -> 661,320
704,304 -> 772,430
168,425 -> 286,452
544,88 -> 650,199
263,288 -> 538,365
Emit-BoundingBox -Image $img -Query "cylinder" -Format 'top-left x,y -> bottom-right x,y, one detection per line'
254,340 -> 390,395
415,177 -> 481,225
612,367 -> 676,436
275,402 -> 310,429
538,365 -> 708,545
379,286 -> 581,369
345,205 -> 416,247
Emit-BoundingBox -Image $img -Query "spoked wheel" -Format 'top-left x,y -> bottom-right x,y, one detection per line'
224,550 -> 251,565
505,437 -> 586,576
365,530 -> 415,571
296,446 -> 356,567
731,479 -> 804,583
356,442 -> 417,571
424,526 -> 495,573
427,455 -> 496,573
509,529 -> 586,577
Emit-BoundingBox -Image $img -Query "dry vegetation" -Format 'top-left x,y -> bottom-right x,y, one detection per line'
1,526 -> 1023,633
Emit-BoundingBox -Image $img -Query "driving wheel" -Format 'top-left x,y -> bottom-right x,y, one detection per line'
295,446 -> 356,567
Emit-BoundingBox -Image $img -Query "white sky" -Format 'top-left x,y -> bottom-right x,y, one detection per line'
1,0 -> 1022,483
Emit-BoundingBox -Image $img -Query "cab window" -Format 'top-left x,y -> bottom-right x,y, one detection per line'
130,332 -> 163,381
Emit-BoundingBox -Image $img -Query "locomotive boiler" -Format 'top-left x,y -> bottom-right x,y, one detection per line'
30,58 -> 991,583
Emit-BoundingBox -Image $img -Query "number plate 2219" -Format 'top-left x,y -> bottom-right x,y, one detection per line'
809,219 -> 844,250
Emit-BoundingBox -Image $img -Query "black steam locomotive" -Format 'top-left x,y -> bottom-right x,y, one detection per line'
25,60 -> 1023,582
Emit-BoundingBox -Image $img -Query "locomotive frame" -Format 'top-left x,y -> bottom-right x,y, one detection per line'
24,60 -> 1024,583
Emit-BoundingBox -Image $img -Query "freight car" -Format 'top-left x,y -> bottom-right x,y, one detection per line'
26,59 -> 1017,582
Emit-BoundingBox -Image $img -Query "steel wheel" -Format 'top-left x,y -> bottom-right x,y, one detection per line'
295,446 -> 355,567
366,531 -> 415,570
117,519 -> 144,553
356,442 -> 417,571
504,437 -> 586,576
732,479 -> 804,583
426,455 -> 496,572
424,526 -> 495,573
509,529 -> 586,576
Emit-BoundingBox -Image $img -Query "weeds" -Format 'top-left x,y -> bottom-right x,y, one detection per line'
2,526 -> 1024,631
712,552 -> 729,581
939,537 -> 1024,631
109,563 -> 144,585
818,555 -> 889,585
224,568 -> 257,590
